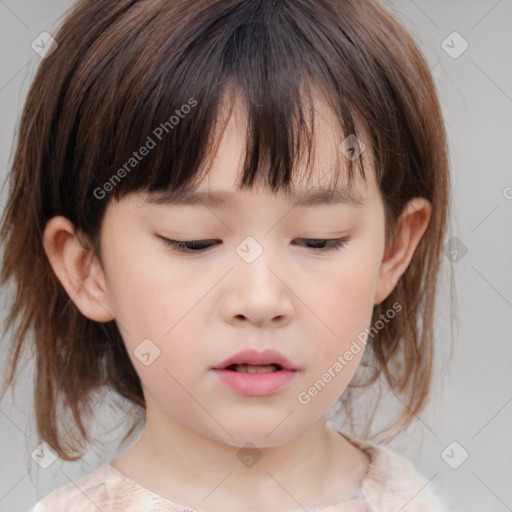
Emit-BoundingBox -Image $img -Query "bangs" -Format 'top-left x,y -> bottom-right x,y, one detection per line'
63,0 -> 394,234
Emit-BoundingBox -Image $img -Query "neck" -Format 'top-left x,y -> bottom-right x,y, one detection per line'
112,409 -> 367,512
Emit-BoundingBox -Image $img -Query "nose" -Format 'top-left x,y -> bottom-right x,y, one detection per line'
220,250 -> 294,328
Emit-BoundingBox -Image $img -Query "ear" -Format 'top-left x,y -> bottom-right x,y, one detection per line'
374,197 -> 432,306
42,216 -> 115,322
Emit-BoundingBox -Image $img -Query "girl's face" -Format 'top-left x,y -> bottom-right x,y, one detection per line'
88,97 -> 392,448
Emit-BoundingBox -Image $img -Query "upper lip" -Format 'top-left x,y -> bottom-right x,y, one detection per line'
212,348 -> 298,371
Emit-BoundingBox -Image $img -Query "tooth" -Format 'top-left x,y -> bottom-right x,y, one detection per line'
233,364 -> 278,373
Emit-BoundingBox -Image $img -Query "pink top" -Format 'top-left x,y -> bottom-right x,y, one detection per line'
29,433 -> 450,512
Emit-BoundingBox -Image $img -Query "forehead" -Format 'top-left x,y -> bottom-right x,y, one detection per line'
140,88 -> 378,210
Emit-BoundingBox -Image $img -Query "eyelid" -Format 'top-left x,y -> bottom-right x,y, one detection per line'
158,236 -> 351,254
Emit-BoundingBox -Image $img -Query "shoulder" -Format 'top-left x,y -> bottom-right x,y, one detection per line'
28,463 -> 114,512
357,439 -> 451,512
28,462 -> 185,512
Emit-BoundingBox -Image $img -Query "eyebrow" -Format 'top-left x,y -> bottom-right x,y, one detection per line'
145,186 -> 366,208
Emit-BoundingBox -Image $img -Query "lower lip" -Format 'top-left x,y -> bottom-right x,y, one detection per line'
211,368 -> 297,396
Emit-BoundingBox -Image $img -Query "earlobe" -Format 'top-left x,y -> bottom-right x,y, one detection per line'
42,216 -> 115,322
374,198 -> 432,305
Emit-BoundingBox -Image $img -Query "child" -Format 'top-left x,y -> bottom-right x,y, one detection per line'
0,0 -> 453,510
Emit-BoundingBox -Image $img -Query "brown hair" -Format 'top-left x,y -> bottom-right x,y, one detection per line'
0,0 -> 453,461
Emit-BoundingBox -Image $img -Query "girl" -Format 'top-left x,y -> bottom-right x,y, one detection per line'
0,0 -> 453,510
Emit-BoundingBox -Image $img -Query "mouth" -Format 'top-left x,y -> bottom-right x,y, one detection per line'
211,364 -> 297,396
210,348 -> 299,396
212,348 -> 299,372
223,363 -> 285,373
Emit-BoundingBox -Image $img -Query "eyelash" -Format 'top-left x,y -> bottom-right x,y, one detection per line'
161,237 -> 350,253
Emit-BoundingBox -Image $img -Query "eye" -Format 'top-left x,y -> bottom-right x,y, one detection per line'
294,237 -> 350,251
161,238 -> 219,252
160,237 -> 350,253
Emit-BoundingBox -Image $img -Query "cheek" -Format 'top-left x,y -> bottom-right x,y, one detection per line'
327,267 -> 376,332
103,249 -> 214,386
297,249 -> 382,398
308,251 -> 381,339
103,238 -> 204,336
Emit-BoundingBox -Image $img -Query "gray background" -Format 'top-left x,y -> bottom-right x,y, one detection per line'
0,1 -> 511,511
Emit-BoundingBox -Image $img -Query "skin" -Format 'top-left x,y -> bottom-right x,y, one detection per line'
43,93 -> 431,512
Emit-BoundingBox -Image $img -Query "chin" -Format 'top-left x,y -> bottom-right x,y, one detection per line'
209,420 -> 306,450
